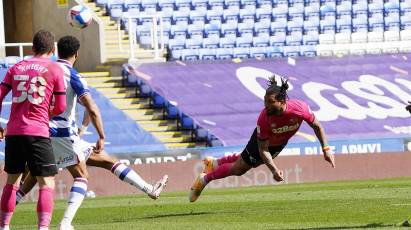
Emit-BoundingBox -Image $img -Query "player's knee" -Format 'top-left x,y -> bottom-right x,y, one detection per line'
232,168 -> 246,176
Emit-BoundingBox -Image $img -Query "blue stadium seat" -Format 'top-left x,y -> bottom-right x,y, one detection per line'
254,20 -> 270,34
164,102 -> 179,119
236,34 -> 253,47
225,0 -> 240,7
223,7 -> 240,20
300,45 -> 316,56
336,16 -> 352,32
384,1 -> 400,14
369,13 -> 384,31
192,0 -> 207,7
107,0 -> 125,8
140,0 -> 157,8
216,48 -> 233,59
249,46 -> 267,58
138,83 -> 153,97
320,16 -> 336,32
209,0 -> 224,7
368,1 -> 383,14
289,2 -> 304,17
178,113 -> 195,130
233,47 -> 250,58
136,22 -> 152,35
256,5 -> 272,19
221,21 -> 238,34
194,128 -> 209,142
220,36 -> 236,48
352,14 -> 368,32
109,5 -> 124,19
198,48 -> 217,59
303,18 -> 320,32
169,36 -> 186,49
181,49 -> 199,60
126,4 -> 140,14
185,38 -> 203,48
175,0 -> 191,7
150,92 -> 166,109
283,45 -> 300,57
266,46 -> 284,57
238,20 -> 255,34
269,32 -> 286,46
171,49 -> 182,59
352,1 -> 368,15
204,22 -> 222,36
401,2 -> 411,14
302,30 -> 319,44
253,33 -> 270,46
141,4 -> 157,14
97,0 -> 109,7
385,13 -> 400,30
239,6 -> 256,19
157,0 -> 173,7
286,31 -> 303,45
139,34 -> 152,48
287,17 -> 304,32
189,10 -> 206,22
304,2 -> 320,16
207,6 -> 224,21
188,21 -> 205,35
202,34 -> 220,48
336,1 -> 352,15
170,21 -> 188,36
160,6 -> 174,18
401,13 -> 411,29
272,2 -> 288,17
270,17 -> 287,33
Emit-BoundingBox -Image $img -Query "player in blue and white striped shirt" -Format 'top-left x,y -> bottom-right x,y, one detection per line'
16,36 -> 168,230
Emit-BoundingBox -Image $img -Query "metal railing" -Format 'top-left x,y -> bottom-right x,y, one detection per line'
118,13 -> 165,62
0,42 -> 58,60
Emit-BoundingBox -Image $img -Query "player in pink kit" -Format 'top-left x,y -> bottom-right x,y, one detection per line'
0,30 -> 66,230
189,75 -> 335,202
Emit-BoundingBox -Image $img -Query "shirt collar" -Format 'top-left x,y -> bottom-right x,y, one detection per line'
57,59 -> 73,68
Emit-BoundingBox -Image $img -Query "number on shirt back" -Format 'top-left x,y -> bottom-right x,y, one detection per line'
12,75 -> 47,104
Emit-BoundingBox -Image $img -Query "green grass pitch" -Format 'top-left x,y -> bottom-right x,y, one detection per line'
10,178 -> 411,229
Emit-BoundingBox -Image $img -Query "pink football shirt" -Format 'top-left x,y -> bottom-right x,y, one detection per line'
1,57 -> 66,137
257,99 -> 315,146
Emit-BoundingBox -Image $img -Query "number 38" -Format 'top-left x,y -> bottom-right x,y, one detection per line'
12,75 -> 47,105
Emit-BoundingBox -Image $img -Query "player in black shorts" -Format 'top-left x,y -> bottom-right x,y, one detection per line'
189,75 -> 335,202
0,30 -> 66,230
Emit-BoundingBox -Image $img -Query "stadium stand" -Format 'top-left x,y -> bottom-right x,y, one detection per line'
93,0 -> 411,60
127,53 -> 411,146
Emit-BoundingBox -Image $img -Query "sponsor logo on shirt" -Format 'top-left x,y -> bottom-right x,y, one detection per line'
271,123 -> 300,134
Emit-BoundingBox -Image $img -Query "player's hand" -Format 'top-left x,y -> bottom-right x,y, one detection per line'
406,101 -> 411,114
93,138 -> 105,153
0,127 -> 5,141
323,151 -> 336,168
273,170 -> 284,182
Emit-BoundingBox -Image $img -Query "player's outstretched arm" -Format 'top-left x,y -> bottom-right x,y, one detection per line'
258,139 -> 283,182
308,118 -> 335,168
79,94 -> 105,153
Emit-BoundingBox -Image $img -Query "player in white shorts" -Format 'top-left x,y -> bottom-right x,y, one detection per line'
16,36 -> 168,230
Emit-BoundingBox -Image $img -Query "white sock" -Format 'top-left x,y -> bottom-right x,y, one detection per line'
111,162 -> 153,193
60,178 -> 88,225
15,189 -> 25,204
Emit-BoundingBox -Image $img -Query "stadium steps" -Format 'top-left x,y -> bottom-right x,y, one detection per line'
85,1 -> 166,63
82,71 -> 203,149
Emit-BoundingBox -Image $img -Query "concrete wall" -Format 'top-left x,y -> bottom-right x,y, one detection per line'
31,0 -> 103,71
3,0 -> 34,56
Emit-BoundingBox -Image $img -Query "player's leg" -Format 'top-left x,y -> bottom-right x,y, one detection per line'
27,136 -> 58,230
0,136 -> 28,230
86,151 -> 168,199
59,162 -> 88,229
202,153 -> 241,174
15,168 -> 37,204
189,129 -> 261,202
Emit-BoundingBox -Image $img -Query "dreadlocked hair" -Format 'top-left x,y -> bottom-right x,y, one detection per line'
266,75 -> 289,101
